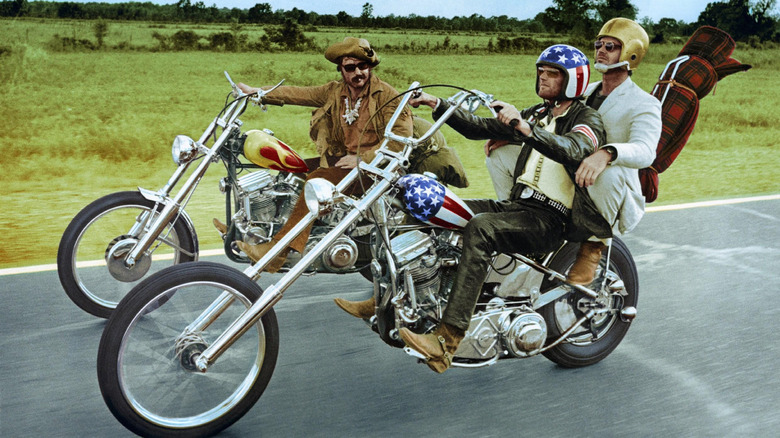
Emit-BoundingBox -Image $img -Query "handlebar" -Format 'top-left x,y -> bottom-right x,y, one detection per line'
446,89 -> 497,116
260,97 -> 285,107
224,71 -> 285,107
383,84 -> 497,150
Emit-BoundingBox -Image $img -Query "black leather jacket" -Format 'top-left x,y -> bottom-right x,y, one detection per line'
433,99 -> 612,240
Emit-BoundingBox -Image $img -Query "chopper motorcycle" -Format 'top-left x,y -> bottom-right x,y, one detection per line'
57,73 -> 396,318
96,81 -> 639,437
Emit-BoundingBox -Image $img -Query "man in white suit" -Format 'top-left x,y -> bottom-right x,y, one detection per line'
567,17 -> 662,284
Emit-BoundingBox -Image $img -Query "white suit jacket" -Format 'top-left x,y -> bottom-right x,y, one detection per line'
583,77 -> 662,234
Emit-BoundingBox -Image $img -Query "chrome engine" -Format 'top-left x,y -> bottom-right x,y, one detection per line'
224,170 -> 305,245
387,229 -> 459,326
224,169 -> 371,272
389,232 -> 549,362
455,302 -> 547,360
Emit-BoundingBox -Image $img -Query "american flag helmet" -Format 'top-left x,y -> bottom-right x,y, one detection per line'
536,44 -> 590,100
396,174 -> 474,229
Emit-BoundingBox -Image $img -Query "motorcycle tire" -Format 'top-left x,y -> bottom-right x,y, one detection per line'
57,191 -> 197,318
97,261 -> 279,438
539,238 -> 638,368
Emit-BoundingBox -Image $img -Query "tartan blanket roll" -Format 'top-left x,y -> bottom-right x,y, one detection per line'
639,26 -> 751,202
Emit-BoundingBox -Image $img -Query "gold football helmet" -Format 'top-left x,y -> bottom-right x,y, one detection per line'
597,18 -> 649,70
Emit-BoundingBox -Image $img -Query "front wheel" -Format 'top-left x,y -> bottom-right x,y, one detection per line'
57,191 -> 197,318
540,238 -> 638,368
97,262 -> 279,437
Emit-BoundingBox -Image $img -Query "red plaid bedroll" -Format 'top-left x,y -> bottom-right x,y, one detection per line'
639,26 -> 751,202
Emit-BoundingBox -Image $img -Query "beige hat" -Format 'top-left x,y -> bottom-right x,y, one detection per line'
324,37 -> 380,67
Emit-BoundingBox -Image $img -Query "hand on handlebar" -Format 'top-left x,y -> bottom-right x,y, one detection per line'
408,90 -> 439,109
490,100 -> 521,124
490,100 -> 529,135
237,82 -> 259,95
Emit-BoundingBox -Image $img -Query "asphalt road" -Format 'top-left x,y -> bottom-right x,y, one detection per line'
1,197 -> 778,437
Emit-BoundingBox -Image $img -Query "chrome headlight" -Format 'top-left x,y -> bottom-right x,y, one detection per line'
171,135 -> 197,165
304,178 -> 338,216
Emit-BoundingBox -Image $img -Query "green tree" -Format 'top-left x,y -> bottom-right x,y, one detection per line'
361,2 -> 373,26
0,0 -> 28,17
262,19 -> 313,50
93,19 -> 108,48
595,0 -> 637,22
247,2 -> 271,23
57,2 -> 83,19
539,0 -> 597,36
698,0 -> 777,41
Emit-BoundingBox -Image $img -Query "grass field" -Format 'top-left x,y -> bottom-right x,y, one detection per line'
1,19 -> 778,269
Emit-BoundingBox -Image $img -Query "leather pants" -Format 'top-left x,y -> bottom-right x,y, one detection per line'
441,198 -> 567,332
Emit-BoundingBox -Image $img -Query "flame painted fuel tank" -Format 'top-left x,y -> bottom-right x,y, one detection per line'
243,129 -> 309,173
397,174 -> 473,229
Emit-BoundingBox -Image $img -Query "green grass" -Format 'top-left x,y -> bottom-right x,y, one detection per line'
1,20 -> 777,269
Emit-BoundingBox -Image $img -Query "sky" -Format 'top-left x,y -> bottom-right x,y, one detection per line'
70,0 -> 720,24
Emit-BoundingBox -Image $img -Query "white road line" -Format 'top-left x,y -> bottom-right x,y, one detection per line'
2,194 -> 778,277
645,193 -> 780,212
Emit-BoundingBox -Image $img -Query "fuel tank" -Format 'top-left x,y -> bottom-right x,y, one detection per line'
396,174 -> 473,229
243,129 -> 309,173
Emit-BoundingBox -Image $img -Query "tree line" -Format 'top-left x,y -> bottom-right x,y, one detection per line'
1,0 -> 777,42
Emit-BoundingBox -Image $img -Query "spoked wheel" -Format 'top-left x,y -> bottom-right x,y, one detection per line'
540,238 -> 638,368
57,191 -> 197,318
97,262 -> 279,438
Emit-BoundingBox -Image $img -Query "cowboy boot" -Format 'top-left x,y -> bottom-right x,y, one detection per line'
236,240 -> 288,273
566,241 -> 607,285
399,323 -> 465,374
213,218 -> 227,235
333,297 -> 375,319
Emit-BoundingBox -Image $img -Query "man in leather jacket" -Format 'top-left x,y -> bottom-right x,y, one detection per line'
221,37 -> 467,269
337,44 -> 609,373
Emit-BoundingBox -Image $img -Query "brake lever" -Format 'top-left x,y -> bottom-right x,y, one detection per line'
224,71 -> 243,98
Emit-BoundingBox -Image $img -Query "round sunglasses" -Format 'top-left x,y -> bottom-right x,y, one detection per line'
594,41 -> 622,52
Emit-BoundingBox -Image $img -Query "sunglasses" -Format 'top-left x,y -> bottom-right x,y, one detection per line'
594,41 -> 622,52
537,66 -> 561,78
341,62 -> 370,72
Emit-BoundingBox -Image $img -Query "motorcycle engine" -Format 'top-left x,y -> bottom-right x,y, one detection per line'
388,230 -> 460,327
455,302 -> 547,360
231,171 -> 305,244
292,234 -> 360,273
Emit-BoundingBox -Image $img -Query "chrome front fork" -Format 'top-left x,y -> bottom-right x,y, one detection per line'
193,170 -> 398,372
124,123 -> 231,267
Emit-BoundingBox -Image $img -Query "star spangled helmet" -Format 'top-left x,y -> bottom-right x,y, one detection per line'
396,174 -> 474,229
536,44 -> 590,100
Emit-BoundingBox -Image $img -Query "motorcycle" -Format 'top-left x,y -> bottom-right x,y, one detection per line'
96,80 -> 639,437
57,73 -> 386,318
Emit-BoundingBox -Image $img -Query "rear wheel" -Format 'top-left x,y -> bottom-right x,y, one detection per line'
57,191 -> 197,318
540,238 -> 638,368
97,262 -> 279,437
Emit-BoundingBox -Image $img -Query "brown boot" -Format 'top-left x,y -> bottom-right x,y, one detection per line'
566,241 -> 607,285
236,240 -> 288,273
399,323 -> 465,374
333,297 -> 375,319
213,218 -> 227,235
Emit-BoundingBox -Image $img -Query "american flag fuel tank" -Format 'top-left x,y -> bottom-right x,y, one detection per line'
396,174 -> 474,229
